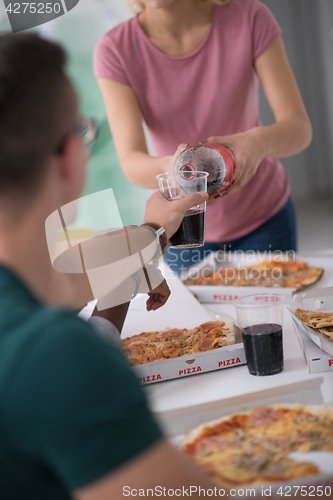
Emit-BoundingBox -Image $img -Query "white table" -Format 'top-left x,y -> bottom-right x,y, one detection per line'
84,264 -> 333,436
143,300 -> 333,436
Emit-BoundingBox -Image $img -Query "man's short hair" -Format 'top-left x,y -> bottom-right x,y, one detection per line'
0,33 -> 77,196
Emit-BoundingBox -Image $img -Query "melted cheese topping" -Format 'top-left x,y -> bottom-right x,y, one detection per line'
189,261 -> 322,289
122,320 -> 235,366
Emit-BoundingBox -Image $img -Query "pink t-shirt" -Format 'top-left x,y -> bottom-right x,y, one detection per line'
94,0 -> 289,242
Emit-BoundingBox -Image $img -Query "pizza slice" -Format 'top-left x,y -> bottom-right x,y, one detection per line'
287,267 -> 323,290
122,338 -> 163,365
197,319 -> 235,348
318,326 -> 333,342
294,308 -> 333,328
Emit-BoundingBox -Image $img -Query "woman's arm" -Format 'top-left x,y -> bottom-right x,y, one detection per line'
207,36 -> 312,196
253,35 -> 312,157
98,79 -> 181,189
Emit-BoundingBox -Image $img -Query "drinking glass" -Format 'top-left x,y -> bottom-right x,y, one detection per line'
234,294 -> 284,376
156,172 -> 208,248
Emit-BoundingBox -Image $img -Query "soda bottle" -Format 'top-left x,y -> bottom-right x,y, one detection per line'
174,143 -> 236,195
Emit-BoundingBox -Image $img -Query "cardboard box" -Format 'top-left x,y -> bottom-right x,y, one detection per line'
289,285 -> 333,359
182,252 -> 333,304
122,278 -> 246,385
292,317 -> 333,374
132,337 -> 246,385
160,379 -> 324,437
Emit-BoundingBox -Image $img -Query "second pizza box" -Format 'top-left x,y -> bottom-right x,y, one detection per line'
289,285 -> 333,358
292,318 -> 333,374
122,277 -> 246,385
180,252 -> 333,304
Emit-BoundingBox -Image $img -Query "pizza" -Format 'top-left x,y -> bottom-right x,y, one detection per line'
122,318 -> 235,366
180,404 -> 333,487
294,308 -> 333,329
185,259 -> 323,290
294,308 -> 333,342
318,326 -> 333,342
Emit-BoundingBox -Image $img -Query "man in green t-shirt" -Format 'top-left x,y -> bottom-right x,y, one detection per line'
0,34 -> 213,500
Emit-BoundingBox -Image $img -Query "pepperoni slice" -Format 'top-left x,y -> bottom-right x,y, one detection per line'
248,407 -> 280,427
160,329 -> 184,339
200,338 -> 215,349
200,321 -> 226,334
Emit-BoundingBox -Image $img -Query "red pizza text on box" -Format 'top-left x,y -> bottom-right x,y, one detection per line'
179,366 -> 202,376
138,374 -> 162,383
213,294 -> 238,302
219,357 -> 242,368
255,295 -> 280,302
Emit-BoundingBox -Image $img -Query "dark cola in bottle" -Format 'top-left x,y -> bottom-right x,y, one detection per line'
174,143 -> 236,195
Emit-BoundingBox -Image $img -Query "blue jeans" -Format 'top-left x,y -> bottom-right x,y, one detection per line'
165,197 -> 297,275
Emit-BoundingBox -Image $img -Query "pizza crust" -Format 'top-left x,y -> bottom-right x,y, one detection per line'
319,326 -> 333,342
201,318 -> 235,347
294,308 -> 333,328
185,260 -> 323,290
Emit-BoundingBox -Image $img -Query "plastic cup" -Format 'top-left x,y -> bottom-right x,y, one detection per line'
156,172 -> 208,248
233,294 -> 284,376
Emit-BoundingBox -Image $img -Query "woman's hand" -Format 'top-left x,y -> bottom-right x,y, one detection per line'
163,143 -> 191,174
206,128 -> 266,198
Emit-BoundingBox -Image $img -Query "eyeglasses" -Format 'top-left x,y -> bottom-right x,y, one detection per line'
55,117 -> 97,154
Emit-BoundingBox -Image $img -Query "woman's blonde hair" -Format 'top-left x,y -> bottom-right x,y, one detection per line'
126,0 -> 231,14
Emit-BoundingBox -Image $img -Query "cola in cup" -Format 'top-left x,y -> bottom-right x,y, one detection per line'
233,294 -> 284,376
156,172 -> 208,248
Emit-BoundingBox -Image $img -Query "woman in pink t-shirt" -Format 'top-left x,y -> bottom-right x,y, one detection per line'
94,0 -> 312,275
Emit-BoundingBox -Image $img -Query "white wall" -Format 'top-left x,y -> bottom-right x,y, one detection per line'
261,0 -> 333,202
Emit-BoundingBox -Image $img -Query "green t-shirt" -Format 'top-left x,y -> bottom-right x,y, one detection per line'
0,266 -> 162,499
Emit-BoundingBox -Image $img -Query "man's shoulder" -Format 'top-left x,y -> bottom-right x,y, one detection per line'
20,307 -> 118,367
0,304 -> 125,398
18,306 -> 94,348
1,306 -> 137,423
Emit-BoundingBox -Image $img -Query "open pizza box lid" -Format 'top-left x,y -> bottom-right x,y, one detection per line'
179,251 -> 331,304
289,286 -> 333,357
291,319 -> 333,373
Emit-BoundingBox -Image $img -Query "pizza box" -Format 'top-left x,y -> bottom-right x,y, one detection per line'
180,251 -> 333,304
289,286 -> 333,358
166,402 -> 332,497
121,277 -> 246,385
158,378 -> 325,437
291,318 -> 333,374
